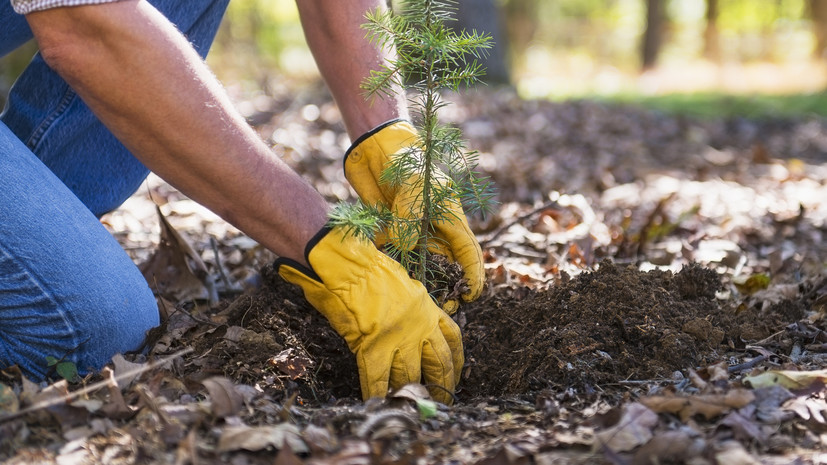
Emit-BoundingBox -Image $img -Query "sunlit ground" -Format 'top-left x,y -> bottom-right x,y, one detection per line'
549,59 -> 827,118
511,51 -> 827,118
206,38 -> 827,120
517,58 -> 827,98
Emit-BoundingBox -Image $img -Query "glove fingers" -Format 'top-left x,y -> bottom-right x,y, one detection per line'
426,239 -> 454,260
440,312 -> 464,387
373,229 -> 391,249
344,119 -> 418,207
375,223 -> 421,251
370,180 -> 423,252
433,210 -> 484,303
441,299 -> 459,315
386,179 -> 423,252
357,349 -> 391,401
388,347 -> 419,394
421,316 -> 463,404
421,343 -> 454,405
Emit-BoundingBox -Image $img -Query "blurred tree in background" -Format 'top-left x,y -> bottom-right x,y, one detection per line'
704,0 -> 720,62
811,0 -> 827,58
642,0 -> 665,70
453,0 -> 512,84
2,0 -> 827,105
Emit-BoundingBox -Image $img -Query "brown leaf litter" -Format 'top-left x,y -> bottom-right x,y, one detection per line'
3,87 -> 827,463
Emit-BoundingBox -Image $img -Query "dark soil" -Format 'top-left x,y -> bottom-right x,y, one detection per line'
171,259 -> 806,407
460,261 -> 802,398
179,266 -> 361,403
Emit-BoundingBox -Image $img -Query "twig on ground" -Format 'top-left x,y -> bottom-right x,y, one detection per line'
480,200 -> 560,246
424,383 -> 459,405
0,347 -> 193,425
728,355 -> 768,374
612,379 -> 679,386
801,275 -> 827,302
753,330 -> 785,346
210,236 -> 234,291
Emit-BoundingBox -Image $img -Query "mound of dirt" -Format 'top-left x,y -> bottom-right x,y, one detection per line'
169,260 -> 804,407
174,266 -> 361,404
459,260 -> 803,399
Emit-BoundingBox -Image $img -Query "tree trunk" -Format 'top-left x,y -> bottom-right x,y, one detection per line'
454,0 -> 511,84
641,0 -> 664,71
503,0 -> 539,74
703,0 -> 720,62
810,0 -> 827,59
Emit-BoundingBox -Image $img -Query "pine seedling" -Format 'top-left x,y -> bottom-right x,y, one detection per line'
331,0 -> 496,301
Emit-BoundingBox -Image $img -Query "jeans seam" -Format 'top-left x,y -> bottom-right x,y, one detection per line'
25,86 -> 77,152
0,240 -> 79,351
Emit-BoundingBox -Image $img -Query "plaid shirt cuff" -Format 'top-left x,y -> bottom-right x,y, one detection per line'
11,0 -> 123,15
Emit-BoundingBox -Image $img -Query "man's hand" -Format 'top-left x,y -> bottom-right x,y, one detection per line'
343,120 -> 485,314
275,226 -> 463,404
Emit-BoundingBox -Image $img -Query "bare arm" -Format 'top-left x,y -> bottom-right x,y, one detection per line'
26,0 -> 328,267
295,0 -> 409,139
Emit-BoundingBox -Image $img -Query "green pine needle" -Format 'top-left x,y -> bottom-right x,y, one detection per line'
333,0 -> 497,294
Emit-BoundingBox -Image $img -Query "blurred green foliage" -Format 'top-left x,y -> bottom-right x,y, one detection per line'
2,0 -> 827,117
208,0 -> 315,85
604,91 -> 827,119
717,0 -> 805,32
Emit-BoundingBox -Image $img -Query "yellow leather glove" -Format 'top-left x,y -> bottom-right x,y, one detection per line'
344,119 -> 484,314
274,226 -> 464,404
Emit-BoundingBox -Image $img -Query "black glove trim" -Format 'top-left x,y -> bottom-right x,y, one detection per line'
272,256 -> 321,282
343,118 -> 407,169
272,226 -> 333,283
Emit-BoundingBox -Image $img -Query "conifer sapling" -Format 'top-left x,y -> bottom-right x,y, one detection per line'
330,0 -> 496,306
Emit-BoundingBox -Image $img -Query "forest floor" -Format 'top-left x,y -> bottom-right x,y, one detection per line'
2,85 -> 827,464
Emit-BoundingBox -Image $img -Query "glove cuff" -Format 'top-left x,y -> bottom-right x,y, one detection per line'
272,226 -> 333,282
343,118 -> 409,168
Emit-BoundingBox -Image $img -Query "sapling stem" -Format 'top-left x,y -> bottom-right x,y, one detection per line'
331,0 -> 495,303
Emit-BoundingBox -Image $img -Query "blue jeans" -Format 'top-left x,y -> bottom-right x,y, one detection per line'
0,0 -> 229,380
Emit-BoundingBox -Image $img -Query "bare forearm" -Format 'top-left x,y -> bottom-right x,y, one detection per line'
26,1 -> 328,265
295,0 -> 409,139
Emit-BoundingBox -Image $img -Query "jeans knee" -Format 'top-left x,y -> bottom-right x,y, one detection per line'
0,259 -> 160,381
72,278 -> 160,373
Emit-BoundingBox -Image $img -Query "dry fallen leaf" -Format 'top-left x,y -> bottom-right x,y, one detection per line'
100,367 -> 136,420
706,361 -> 729,382
784,396 -> 827,425
34,380 -> 90,430
110,354 -> 145,390
743,369 -> 827,390
593,402 -> 658,452
268,348 -> 314,380
140,206 -> 215,304
389,383 -> 431,403
721,407 -> 769,443
201,377 -> 243,418
631,429 -> 706,465
305,440 -> 371,465
275,443 -> 304,465
302,424 -> 339,455
217,424 -> 307,453
0,382 -> 18,416
714,440 -> 762,465
751,385 -> 796,424
640,389 -> 755,421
